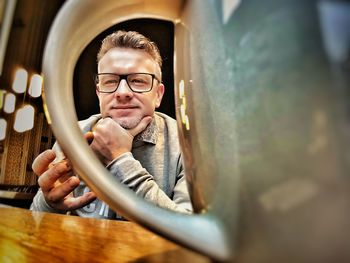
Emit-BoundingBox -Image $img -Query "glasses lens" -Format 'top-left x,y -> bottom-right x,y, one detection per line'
127,73 -> 153,92
98,74 -> 120,92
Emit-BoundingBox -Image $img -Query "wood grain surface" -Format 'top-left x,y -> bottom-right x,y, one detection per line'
0,206 -> 210,262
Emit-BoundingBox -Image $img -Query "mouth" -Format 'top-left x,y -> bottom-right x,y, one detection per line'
110,105 -> 138,116
112,105 -> 138,110
116,107 -> 136,110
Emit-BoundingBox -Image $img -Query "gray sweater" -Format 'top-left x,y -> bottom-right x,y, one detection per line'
30,112 -> 192,219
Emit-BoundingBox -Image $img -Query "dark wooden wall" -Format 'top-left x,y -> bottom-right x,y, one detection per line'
0,0 -> 64,206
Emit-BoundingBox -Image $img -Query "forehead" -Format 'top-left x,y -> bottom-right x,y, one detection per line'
98,47 -> 157,72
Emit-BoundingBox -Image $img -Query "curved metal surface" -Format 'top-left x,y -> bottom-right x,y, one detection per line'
42,0 -> 230,261
176,1 -> 350,263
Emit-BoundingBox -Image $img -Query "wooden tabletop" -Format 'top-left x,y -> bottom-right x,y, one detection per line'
0,206 -> 210,262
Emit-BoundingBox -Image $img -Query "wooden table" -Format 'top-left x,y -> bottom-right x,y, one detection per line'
0,206 -> 210,262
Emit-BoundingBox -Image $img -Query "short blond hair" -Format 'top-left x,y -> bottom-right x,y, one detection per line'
97,30 -> 162,70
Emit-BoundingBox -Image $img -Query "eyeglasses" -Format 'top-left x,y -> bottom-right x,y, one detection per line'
94,73 -> 160,93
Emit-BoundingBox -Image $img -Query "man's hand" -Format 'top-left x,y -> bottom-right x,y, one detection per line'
90,116 -> 152,165
32,150 -> 97,211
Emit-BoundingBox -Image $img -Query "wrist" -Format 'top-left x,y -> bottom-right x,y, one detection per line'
106,152 -> 132,168
112,148 -> 130,159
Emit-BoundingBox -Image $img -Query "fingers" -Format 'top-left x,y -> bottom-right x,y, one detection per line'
90,116 -> 152,163
47,190 -> 97,211
33,144 -> 98,211
38,161 -> 74,193
129,116 -> 153,137
43,176 -> 80,204
62,192 -> 97,211
38,158 -> 97,211
32,150 -> 56,175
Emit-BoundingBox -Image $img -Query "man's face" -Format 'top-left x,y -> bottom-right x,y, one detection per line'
96,47 -> 164,129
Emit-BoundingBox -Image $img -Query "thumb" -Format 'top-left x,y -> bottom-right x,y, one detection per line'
129,116 -> 153,137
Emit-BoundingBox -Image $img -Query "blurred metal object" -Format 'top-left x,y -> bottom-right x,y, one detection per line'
0,0 -> 17,75
318,0 -> 350,64
43,0 -> 350,262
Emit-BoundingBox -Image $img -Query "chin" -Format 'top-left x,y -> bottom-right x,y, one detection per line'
113,116 -> 142,129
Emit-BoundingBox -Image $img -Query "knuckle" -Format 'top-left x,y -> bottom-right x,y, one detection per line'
37,174 -> 50,189
64,202 -> 73,210
37,176 -> 44,186
46,193 -> 58,204
66,202 -> 78,211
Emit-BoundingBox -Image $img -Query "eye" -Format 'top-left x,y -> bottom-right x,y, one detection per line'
131,78 -> 147,84
105,79 -> 119,84
100,76 -> 119,86
128,74 -> 151,86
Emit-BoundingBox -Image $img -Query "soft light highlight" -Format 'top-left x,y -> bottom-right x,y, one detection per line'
14,105 -> 35,132
0,118 -> 7,140
3,93 -> 16,113
12,68 -> 28,93
28,74 -> 43,98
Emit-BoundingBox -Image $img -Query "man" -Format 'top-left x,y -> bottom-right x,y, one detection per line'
30,30 -> 192,219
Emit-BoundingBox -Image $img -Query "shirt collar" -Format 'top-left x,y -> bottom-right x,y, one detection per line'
134,115 -> 158,145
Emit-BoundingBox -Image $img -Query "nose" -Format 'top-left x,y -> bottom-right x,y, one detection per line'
114,79 -> 133,100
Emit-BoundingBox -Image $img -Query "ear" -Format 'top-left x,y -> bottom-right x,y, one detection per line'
155,83 -> 165,108
95,85 -> 100,98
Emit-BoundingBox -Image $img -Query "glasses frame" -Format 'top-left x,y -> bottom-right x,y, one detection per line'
94,72 -> 160,94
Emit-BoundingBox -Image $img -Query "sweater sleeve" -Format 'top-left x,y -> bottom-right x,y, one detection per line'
107,152 -> 193,214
